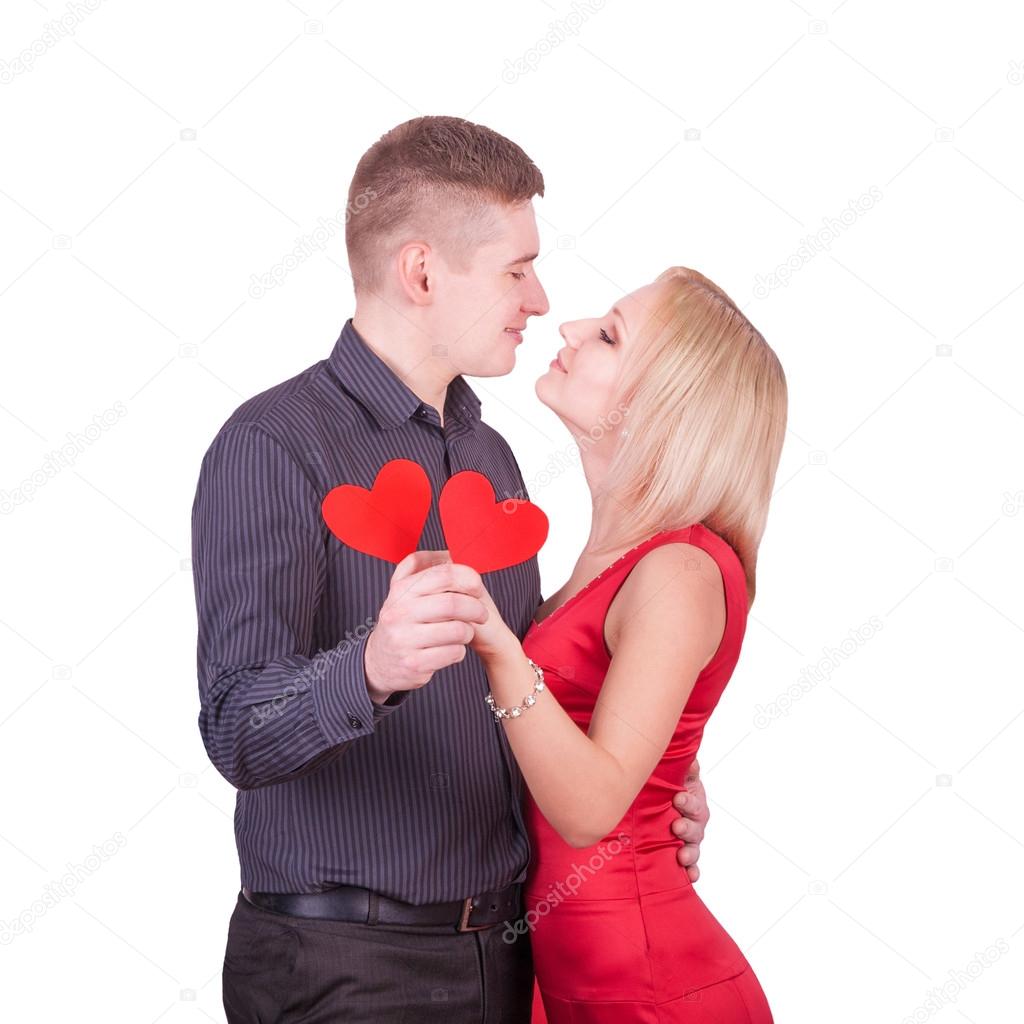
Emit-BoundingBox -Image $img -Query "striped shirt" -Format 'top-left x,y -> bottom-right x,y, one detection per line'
191,319 -> 541,901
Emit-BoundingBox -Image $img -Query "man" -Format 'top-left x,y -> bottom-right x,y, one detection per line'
192,115 -> 710,1024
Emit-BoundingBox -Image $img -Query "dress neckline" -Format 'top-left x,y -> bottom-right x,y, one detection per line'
529,528 -> 685,635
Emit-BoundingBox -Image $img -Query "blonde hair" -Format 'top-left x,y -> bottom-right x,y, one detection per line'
345,116 -> 545,293
595,267 -> 788,609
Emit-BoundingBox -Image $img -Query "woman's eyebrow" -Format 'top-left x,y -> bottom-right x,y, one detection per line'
611,305 -> 627,335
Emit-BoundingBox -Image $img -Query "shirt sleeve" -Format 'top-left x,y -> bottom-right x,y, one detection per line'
191,422 -> 407,791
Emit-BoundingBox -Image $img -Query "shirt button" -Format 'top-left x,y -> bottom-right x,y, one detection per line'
347,713 -> 363,729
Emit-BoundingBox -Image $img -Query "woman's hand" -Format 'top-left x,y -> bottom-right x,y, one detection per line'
464,570 -> 518,662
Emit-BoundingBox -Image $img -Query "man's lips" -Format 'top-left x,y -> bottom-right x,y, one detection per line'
499,327 -> 566,372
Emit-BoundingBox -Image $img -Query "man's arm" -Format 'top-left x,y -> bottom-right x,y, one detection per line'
191,422 -> 408,791
670,757 -> 710,883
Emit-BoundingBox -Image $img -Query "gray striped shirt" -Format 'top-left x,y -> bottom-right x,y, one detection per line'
191,319 -> 541,901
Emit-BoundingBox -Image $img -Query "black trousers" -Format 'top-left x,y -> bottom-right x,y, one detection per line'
222,889 -> 535,1023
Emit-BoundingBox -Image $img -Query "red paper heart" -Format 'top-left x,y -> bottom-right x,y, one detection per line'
321,459 -> 431,563
439,471 -> 548,574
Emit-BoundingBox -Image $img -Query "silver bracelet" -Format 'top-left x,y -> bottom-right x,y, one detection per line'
484,657 -> 546,721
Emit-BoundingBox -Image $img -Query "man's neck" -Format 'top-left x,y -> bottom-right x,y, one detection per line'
352,304 -> 453,422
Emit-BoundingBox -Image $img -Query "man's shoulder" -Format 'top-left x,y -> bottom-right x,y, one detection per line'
197,357 -> 353,484
473,415 -> 532,495
213,349 -> 368,456
474,417 -> 513,452
218,358 -> 326,440
473,419 -> 525,483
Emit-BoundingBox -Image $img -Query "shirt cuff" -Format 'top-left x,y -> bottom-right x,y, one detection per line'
312,630 -> 404,743
373,687 -> 411,719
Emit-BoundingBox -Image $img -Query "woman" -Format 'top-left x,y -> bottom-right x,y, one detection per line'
467,267 -> 786,1022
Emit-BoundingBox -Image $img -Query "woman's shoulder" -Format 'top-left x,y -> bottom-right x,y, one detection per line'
628,524 -> 740,591
604,531 -> 727,662
623,535 -> 727,611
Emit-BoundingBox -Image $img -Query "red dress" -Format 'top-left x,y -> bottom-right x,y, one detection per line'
521,525 -> 773,1023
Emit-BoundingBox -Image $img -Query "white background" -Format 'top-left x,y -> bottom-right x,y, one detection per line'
2,1 -> 1022,1021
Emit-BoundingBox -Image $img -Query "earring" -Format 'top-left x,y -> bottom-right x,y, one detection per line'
621,428 -> 630,439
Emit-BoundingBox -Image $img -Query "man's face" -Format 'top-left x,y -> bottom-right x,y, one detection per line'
430,201 -> 550,378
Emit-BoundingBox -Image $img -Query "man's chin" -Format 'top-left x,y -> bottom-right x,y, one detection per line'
463,357 -> 517,379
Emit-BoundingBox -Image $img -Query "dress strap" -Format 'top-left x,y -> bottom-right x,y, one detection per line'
595,524 -> 747,669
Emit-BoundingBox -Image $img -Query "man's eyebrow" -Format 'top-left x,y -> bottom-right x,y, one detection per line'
504,253 -> 538,268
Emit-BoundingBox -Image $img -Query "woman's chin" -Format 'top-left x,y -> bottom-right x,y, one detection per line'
533,376 -> 556,407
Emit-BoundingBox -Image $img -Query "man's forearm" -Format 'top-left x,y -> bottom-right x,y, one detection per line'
199,631 -> 399,789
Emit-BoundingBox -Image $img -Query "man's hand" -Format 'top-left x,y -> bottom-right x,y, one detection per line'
670,757 -> 709,883
364,550 -> 488,704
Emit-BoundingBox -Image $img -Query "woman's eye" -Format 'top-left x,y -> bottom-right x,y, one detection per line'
599,328 -> 615,345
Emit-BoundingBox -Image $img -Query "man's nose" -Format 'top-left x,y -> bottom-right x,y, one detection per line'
525,274 -> 550,317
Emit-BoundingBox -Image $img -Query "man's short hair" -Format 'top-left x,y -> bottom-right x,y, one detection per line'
345,116 -> 545,293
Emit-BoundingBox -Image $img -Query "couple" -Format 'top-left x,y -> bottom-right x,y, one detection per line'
192,115 -> 786,1023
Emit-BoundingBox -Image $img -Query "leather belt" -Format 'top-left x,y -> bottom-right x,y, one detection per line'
242,882 -> 523,932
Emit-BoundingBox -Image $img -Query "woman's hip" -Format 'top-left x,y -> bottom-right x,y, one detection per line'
524,884 -> 750,1006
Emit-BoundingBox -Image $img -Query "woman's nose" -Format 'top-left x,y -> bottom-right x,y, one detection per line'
559,322 -> 581,348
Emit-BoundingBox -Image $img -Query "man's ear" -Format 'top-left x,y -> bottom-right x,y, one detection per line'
396,241 -> 433,306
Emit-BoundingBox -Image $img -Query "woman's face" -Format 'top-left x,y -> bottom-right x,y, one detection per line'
536,280 -> 664,438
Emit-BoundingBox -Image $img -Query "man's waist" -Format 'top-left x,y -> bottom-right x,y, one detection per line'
241,881 -> 524,932
236,804 -> 530,902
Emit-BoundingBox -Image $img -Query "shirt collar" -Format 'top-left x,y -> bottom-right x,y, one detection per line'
327,319 -> 482,432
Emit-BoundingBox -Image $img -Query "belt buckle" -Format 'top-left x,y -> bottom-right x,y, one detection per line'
457,895 -> 493,932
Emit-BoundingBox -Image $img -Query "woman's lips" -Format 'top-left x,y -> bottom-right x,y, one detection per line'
549,353 -> 567,373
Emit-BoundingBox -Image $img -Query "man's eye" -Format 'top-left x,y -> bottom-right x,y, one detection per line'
510,272 -> 526,280
599,328 -> 615,345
